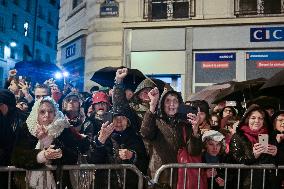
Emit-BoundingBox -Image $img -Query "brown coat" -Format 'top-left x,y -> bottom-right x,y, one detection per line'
140,110 -> 202,186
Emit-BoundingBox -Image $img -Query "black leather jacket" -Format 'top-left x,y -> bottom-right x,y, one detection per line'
229,130 -> 280,189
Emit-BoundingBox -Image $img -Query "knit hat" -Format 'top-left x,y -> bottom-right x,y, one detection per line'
202,130 -> 225,142
63,92 -> 83,105
0,89 -> 16,107
92,91 -> 110,105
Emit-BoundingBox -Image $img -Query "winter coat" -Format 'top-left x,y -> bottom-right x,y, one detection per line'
0,108 -> 27,189
11,123 -> 90,189
141,110 -> 202,187
228,105 -> 281,189
91,127 -> 148,189
229,130 -> 280,189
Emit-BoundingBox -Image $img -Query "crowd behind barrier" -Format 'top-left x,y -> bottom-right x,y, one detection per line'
1,163 -> 284,189
1,68 -> 284,189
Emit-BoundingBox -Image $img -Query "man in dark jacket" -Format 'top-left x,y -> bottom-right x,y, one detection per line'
0,89 -> 27,188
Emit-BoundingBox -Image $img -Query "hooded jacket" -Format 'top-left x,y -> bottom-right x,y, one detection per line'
140,90 -> 202,187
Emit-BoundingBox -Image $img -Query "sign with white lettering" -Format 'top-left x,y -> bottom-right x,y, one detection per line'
246,51 -> 284,79
100,0 -> 119,17
65,44 -> 76,59
250,27 -> 284,42
195,53 -> 236,83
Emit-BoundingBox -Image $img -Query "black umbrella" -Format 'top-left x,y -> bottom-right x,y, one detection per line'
212,78 -> 267,104
14,60 -> 62,85
189,82 -> 233,105
259,69 -> 284,97
90,66 -> 146,91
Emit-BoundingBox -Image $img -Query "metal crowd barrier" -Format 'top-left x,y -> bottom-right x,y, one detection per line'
0,164 -> 144,189
153,163 -> 284,189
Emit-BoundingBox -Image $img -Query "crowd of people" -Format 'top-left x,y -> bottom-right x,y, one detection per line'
0,68 -> 283,189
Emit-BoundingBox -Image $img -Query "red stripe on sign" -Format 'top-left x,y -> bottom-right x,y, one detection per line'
202,62 -> 229,69
256,61 -> 284,68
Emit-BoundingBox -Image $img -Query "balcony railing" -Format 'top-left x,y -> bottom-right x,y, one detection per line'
144,0 -> 195,21
234,0 -> 284,16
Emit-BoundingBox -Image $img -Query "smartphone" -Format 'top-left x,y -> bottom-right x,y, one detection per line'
102,112 -> 113,123
178,104 -> 198,120
225,101 -> 237,107
258,134 -> 269,147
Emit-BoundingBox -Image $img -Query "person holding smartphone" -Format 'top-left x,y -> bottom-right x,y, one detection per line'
229,104 -> 280,189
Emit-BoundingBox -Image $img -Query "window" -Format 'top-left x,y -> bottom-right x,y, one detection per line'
36,25 -> 42,42
13,0 -> 19,5
10,46 -> 16,59
24,21 -> 29,37
23,44 -> 32,60
46,31 -> 52,47
38,5 -> 45,19
47,12 -> 54,25
0,41 -> 4,58
45,54 -> 51,63
235,0 -> 284,15
0,0 -> 7,6
25,0 -> 31,12
54,35 -> 58,50
35,49 -> 41,60
72,0 -> 83,9
0,16 -> 4,32
144,0 -> 195,20
49,0 -> 56,6
12,14 -> 17,30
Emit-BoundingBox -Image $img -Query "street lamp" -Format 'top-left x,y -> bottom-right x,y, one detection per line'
10,42 -> 17,47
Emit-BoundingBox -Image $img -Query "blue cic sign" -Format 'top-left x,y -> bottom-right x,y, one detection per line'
250,27 -> 284,42
100,0 -> 119,17
65,44 -> 76,59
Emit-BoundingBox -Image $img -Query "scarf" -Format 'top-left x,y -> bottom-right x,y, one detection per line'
204,152 -> 220,163
240,125 -> 268,144
26,97 -> 70,189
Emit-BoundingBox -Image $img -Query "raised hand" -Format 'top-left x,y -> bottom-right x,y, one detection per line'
148,87 -> 159,113
187,111 -> 201,136
35,124 -> 48,140
98,121 -> 115,144
9,69 -> 17,77
18,81 -> 29,94
118,149 -> 134,160
115,68 -> 128,84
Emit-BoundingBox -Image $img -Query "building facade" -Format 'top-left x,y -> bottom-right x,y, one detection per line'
0,0 -> 59,87
58,0 -> 284,99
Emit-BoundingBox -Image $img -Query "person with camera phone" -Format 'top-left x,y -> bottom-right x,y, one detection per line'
229,105 -> 279,189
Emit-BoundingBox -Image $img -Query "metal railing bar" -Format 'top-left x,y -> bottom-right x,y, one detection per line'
224,168 -> 228,189
262,169 -> 266,189
183,168 -> 187,189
